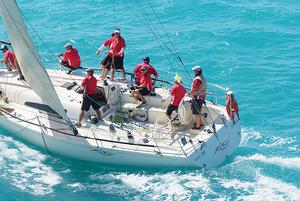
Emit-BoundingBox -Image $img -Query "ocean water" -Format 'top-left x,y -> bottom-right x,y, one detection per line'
0,0 -> 300,200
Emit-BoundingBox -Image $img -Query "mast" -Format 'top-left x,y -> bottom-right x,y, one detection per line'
0,0 -> 78,135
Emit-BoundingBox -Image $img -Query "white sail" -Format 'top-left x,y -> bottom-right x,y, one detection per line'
0,0 -> 77,134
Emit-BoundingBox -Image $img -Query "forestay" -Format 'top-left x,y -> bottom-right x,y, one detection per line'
0,0 -> 77,134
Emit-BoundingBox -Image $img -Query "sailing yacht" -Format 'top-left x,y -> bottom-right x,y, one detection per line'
0,0 -> 241,168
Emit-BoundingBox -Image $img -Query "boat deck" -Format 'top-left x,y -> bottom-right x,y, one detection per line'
0,68 -> 225,157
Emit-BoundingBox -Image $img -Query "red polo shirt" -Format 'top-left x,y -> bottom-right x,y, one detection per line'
63,47 -> 81,68
134,63 -> 158,80
170,83 -> 186,106
139,73 -> 153,90
81,75 -> 97,95
191,78 -> 206,100
4,50 -> 15,67
103,38 -> 113,47
109,36 -> 126,57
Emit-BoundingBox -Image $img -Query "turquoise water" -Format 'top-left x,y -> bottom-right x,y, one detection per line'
1,0 -> 300,200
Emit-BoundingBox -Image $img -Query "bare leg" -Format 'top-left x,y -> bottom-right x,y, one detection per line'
135,91 -> 145,101
100,65 -> 106,79
102,68 -> 110,80
121,69 -> 126,80
111,69 -> 115,80
78,110 -> 85,124
3,61 -> 12,71
195,115 -> 202,128
95,110 -> 101,120
132,90 -> 139,101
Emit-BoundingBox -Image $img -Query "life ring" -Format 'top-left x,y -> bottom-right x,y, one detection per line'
226,97 -> 239,120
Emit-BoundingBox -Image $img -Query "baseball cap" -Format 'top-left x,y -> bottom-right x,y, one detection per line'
64,43 -> 72,48
0,44 -> 7,50
192,65 -> 201,71
142,56 -> 150,62
114,29 -> 121,34
86,68 -> 94,73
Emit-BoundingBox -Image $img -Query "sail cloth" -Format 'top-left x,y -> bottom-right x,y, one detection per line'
0,0 -> 77,134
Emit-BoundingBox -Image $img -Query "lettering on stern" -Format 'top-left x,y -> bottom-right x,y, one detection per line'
91,148 -> 114,156
214,139 -> 229,155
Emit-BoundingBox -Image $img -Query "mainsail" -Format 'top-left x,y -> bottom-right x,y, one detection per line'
0,0 -> 77,134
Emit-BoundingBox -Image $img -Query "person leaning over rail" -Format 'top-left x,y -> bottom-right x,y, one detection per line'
166,73 -> 186,119
96,32 -> 115,80
76,69 -> 101,127
188,65 -> 207,130
100,29 -> 126,81
133,56 -> 158,85
58,43 -> 81,74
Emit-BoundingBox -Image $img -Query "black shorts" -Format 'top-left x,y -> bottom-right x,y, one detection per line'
139,87 -> 151,95
81,94 -> 101,111
166,104 -> 178,116
60,60 -> 77,69
101,55 -> 124,70
191,99 -> 203,114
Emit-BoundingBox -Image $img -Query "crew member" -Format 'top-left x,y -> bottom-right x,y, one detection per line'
96,32 -> 115,79
188,65 -> 207,130
76,69 -> 101,126
0,44 -> 15,71
100,29 -> 126,81
131,66 -> 153,106
0,44 -> 25,80
133,57 -> 158,85
226,89 -> 239,121
166,73 -> 186,119
59,43 -> 81,74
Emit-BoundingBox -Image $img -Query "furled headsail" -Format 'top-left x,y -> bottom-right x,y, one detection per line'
0,0 -> 77,135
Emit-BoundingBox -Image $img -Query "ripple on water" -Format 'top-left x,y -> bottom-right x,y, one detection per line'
0,135 -> 62,196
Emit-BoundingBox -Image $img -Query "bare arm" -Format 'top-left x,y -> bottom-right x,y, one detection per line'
118,47 -> 125,56
96,44 -> 105,55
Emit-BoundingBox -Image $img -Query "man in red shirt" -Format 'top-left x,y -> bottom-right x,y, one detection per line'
100,29 -> 126,81
76,69 -> 101,126
0,44 -> 15,71
131,66 -> 153,107
96,32 -> 114,79
59,43 -> 81,74
133,57 -> 158,85
166,74 -> 186,119
188,65 -> 207,130
0,44 -> 25,80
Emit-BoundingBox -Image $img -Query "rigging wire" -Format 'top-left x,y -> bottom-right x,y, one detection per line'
120,0 -> 175,71
134,0 -> 181,70
18,8 -> 62,71
145,0 -> 192,79
134,0 -> 192,80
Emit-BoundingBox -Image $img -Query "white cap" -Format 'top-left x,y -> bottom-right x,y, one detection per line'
64,43 -> 72,48
226,88 -> 234,95
114,29 -> 121,34
192,65 -> 201,71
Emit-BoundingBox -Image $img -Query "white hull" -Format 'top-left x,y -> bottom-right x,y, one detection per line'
0,70 -> 241,168
0,113 -> 241,168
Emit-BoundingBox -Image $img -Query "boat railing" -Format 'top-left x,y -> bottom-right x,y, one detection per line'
121,69 -> 228,106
